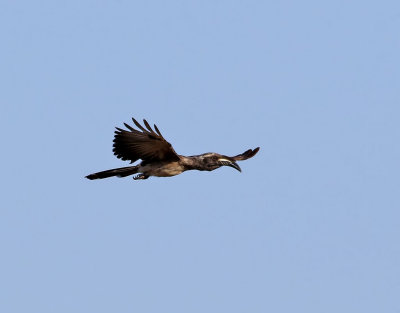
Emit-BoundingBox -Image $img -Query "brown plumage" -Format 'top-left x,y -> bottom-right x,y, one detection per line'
86,118 -> 260,180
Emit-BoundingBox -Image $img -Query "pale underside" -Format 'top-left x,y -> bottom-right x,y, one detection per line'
138,161 -> 185,177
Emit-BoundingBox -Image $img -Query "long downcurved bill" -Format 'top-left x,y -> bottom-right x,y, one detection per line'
219,159 -> 241,172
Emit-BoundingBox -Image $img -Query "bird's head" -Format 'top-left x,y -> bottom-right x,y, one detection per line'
200,153 -> 241,172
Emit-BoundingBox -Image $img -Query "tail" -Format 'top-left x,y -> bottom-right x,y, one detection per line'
85,165 -> 139,180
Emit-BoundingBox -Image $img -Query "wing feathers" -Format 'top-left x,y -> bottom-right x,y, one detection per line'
154,124 -> 163,137
143,119 -> 154,133
132,117 -> 149,133
113,118 -> 258,165
231,147 -> 260,161
113,118 -> 180,163
123,123 -> 135,132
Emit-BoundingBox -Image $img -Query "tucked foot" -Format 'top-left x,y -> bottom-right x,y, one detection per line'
133,174 -> 149,180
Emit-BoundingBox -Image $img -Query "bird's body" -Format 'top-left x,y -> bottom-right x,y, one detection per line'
86,118 -> 259,180
139,160 -> 184,177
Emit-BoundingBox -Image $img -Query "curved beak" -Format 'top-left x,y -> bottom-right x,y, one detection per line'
219,159 -> 242,172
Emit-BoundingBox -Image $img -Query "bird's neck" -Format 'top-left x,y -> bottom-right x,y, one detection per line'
179,156 -> 206,171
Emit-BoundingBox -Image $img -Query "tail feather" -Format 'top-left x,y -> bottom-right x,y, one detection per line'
86,165 -> 139,180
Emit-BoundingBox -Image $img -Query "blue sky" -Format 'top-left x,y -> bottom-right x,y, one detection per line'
1,1 -> 399,312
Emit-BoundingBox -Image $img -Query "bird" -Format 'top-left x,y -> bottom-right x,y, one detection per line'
86,118 -> 260,180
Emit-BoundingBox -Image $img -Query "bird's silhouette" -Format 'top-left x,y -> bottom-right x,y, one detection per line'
86,118 -> 259,180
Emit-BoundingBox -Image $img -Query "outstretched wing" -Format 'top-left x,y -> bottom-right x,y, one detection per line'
113,118 -> 180,163
231,147 -> 260,161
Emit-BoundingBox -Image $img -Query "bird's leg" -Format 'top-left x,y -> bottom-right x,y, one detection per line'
133,173 -> 149,180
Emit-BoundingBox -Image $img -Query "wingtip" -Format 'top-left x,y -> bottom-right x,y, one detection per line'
250,147 -> 260,158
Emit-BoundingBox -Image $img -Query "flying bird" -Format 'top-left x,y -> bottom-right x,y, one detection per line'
86,118 -> 259,180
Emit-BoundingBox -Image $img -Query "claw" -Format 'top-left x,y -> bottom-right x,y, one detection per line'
133,174 -> 149,180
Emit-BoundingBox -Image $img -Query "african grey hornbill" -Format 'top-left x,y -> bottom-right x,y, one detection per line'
86,118 -> 259,180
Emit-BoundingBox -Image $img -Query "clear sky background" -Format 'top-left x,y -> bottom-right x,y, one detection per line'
1,1 -> 399,312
